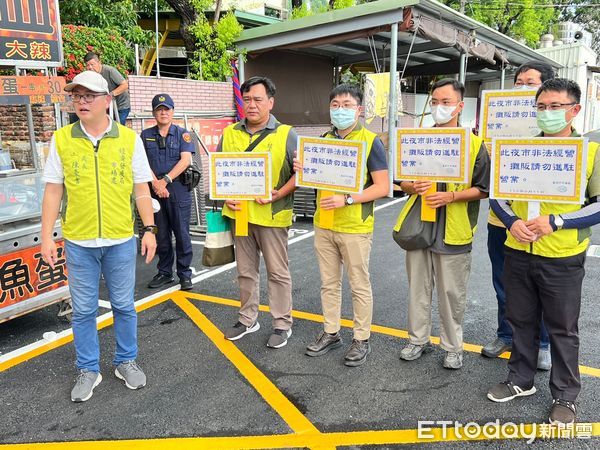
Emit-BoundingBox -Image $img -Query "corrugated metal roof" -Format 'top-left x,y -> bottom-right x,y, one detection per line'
235,0 -> 561,80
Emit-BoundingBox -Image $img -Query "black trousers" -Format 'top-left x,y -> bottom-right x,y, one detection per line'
503,247 -> 585,401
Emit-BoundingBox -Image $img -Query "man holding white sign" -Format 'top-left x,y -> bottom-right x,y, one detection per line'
395,79 -> 490,370
217,77 -> 298,349
487,79 -> 600,424
483,61 -> 555,368
304,84 -> 389,367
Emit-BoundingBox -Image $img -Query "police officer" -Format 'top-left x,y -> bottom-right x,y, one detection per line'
141,94 -> 194,290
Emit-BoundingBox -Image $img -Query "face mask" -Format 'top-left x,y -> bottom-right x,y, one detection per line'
536,108 -> 574,134
431,105 -> 457,125
330,107 -> 357,130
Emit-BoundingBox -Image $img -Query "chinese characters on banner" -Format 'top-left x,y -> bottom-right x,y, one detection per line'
490,138 -> 587,204
0,0 -> 63,66
296,137 -> 366,193
0,76 -> 66,105
395,127 -> 470,183
479,90 -> 540,146
209,153 -> 272,200
0,240 -> 68,308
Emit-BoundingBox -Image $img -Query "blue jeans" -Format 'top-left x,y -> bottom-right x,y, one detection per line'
65,239 -> 138,372
487,223 -> 549,349
118,108 -> 130,125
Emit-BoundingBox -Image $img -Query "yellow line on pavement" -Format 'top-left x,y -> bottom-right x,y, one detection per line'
3,423 -> 599,449
0,294 -> 171,373
171,293 -> 322,438
183,292 -> 600,379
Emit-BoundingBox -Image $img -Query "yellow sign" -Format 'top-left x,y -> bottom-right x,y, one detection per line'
490,137 -> 586,204
395,127 -> 469,183
479,89 -> 539,146
296,136 -> 366,194
208,152 -> 271,201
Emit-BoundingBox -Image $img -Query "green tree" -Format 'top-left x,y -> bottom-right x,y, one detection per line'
443,0 -> 557,48
59,0 -> 152,45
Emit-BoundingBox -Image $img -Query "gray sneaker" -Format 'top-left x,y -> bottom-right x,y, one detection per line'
537,348 -> 551,371
71,370 -> 102,402
115,360 -> 146,390
481,338 -> 511,358
267,329 -> 292,349
306,331 -> 343,357
224,321 -> 260,341
344,339 -> 371,367
443,351 -> 464,369
400,342 -> 434,361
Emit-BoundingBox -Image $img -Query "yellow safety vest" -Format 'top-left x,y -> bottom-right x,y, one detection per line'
221,121 -> 294,228
505,141 -> 599,258
54,121 -> 136,240
314,125 -> 378,234
393,132 -> 483,246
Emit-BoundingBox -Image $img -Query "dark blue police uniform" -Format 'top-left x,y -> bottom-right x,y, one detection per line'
141,123 -> 195,281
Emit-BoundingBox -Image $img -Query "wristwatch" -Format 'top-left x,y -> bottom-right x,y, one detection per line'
141,225 -> 158,235
550,214 -> 564,231
344,194 -> 354,206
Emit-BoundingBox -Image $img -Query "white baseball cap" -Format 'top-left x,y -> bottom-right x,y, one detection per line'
64,70 -> 109,94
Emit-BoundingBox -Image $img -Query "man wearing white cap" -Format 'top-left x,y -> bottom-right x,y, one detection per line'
41,71 -> 157,402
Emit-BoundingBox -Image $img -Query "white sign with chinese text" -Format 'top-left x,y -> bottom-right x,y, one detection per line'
395,127 -> 470,184
490,138 -> 587,204
296,136 -> 366,193
480,89 -> 540,143
208,152 -> 272,200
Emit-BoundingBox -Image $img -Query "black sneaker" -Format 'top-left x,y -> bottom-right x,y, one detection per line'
344,339 -> 371,367
179,277 -> 193,291
487,381 -> 537,403
267,329 -> 292,349
224,321 -> 260,341
549,399 -> 576,424
148,273 -> 174,289
306,331 -> 343,357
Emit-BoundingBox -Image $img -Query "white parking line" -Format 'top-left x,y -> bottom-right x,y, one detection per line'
0,198 -> 406,365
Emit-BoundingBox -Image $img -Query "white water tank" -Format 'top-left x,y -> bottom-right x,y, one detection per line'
540,34 -> 554,48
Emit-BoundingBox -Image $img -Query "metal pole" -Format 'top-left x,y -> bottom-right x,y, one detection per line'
238,53 -> 245,83
16,67 -> 40,171
459,52 -> 467,84
500,65 -> 506,90
135,44 -> 140,75
387,22 -> 399,198
155,0 -> 161,78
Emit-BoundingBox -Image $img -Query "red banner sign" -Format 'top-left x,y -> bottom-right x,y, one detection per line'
0,75 -> 66,104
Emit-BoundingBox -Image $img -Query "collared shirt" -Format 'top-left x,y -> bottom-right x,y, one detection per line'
141,123 -> 195,177
329,123 -> 388,172
217,114 -> 297,163
43,116 -> 153,247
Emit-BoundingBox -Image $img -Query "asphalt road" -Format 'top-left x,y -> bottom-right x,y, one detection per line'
1,198 -> 599,449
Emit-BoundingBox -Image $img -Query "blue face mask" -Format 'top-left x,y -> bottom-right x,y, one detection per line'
330,107 -> 357,130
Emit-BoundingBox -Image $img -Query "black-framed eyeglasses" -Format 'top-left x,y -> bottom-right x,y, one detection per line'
70,93 -> 106,103
535,102 -> 577,112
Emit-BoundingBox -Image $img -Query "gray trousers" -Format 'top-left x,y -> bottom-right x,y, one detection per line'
233,223 -> 292,330
405,249 -> 472,352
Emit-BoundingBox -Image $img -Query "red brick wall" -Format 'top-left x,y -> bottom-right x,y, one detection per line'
0,104 -> 56,143
128,76 -> 234,115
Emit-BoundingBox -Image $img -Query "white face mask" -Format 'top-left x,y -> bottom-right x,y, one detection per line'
431,105 -> 457,125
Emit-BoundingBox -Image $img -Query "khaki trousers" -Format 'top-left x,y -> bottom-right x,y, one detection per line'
405,249 -> 471,352
314,226 -> 373,340
233,222 -> 292,330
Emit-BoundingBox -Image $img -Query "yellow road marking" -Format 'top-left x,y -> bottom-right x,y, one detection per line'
183,291 -> 600,378
171,293 -> 321,437
0,294 -> 171,373
2,423 -> 599,449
